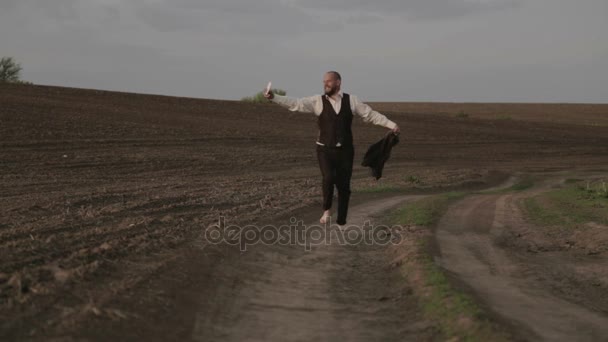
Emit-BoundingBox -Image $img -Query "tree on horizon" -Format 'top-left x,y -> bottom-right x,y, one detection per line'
241,88 -> 286,103
0,57 -> 23,83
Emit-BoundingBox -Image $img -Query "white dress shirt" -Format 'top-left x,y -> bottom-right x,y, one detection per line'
270,90 -> 397,146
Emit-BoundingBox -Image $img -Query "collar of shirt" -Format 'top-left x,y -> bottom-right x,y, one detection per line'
325,90 -> 343,102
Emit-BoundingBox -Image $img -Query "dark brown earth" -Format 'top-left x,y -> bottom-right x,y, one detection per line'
1,83 -> 607,340
371,102 -> 608,127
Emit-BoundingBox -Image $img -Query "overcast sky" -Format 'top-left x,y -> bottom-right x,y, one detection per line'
1,0 -> 606,103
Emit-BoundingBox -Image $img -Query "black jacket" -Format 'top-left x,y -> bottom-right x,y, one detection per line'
361,132 -> 399,180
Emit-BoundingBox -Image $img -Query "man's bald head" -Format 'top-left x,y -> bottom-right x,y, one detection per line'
326,71 -> 341,81
323,71 -> 342,97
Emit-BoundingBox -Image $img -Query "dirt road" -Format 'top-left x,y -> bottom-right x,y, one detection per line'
435,173 -> 608,341
57,192 -> 442,341
71,173 -> 608,342
191,194 -> 433,341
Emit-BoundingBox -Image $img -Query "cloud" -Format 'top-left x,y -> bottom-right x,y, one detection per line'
294,0 -> 522,20
0,0 -> 80,21
133,0 -> 346,36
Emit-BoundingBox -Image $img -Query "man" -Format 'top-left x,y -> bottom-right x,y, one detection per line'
264,71 -> 400,226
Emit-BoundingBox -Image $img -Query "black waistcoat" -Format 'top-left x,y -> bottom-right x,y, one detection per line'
317,93 -> 353,147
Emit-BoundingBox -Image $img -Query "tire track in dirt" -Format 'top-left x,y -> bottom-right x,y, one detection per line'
435,173 -> 608,341
190,194 -> 434,342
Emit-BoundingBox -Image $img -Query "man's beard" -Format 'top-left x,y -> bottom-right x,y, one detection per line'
324,87 -> 337,96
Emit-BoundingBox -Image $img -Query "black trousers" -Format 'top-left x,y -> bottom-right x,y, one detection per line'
316,143 -> 354,225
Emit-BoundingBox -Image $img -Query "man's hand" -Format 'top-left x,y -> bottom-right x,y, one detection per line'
264,90 -> 274,100
390,124 -> 400,135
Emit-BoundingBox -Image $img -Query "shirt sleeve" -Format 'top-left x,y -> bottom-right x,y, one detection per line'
270,94 -> 320,115
351,94 -> 397,129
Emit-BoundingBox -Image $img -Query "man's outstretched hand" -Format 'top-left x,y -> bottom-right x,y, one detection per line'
390,125 -> 400,135
264,90 -> 274,100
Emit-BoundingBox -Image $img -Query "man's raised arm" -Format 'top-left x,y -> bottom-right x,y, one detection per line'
351,94 -> 398,131
265,90 -> 319,114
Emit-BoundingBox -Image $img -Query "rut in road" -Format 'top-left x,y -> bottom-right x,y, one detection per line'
435,174 -> 608,341
191,194 -> 435,342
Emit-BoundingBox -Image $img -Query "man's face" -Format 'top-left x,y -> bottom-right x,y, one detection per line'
323,73 -> 341,96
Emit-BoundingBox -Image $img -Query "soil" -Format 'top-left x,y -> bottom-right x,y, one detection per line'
1,83 -> 608,340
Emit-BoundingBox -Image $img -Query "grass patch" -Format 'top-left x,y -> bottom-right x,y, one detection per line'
522,179 -> 608,227
481,175 -> 535,194
455,110 -> 469,118
509,177 -> 535,191
522,197 -> 563,226
417,248 -> 500,340
406,175 -> 422,185
389,191 -> 466,226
